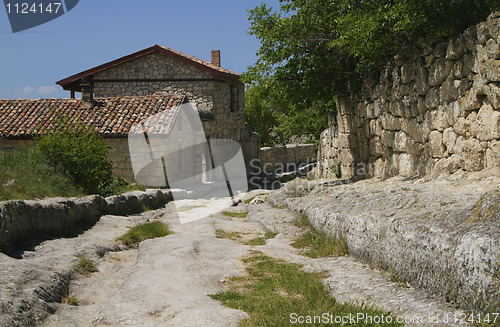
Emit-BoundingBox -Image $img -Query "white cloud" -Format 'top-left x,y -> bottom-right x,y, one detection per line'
21,86 -> 34,94
37,85 -> 58,95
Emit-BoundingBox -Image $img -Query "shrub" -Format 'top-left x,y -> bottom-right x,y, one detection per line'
35,116 -> 114,196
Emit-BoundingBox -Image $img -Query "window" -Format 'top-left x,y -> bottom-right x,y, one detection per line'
230,85 -> 239,112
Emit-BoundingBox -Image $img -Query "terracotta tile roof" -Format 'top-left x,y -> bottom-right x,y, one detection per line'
0,95 -> 185,138
56,45 -> 241,92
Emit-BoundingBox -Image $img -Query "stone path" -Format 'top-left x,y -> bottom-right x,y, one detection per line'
3,189 -> 471,326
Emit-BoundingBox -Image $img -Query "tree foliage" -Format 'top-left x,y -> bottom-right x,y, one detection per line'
244,0 -> 499,145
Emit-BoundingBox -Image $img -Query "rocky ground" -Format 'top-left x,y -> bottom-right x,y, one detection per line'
2,172 -> 496,326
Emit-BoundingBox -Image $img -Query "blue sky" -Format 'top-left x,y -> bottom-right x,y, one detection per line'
0,0 -> 280,99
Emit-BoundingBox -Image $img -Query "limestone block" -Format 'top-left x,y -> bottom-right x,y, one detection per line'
370,118 -> 383,136
419,120 -> 432,143
476,103 -> 500,141
339,149 -> 354,166
443,128 -> 458,154
381,130 -> 396,148
463,138 -> 484,171
417,96 -> 428,114
425,87 -> 440,109
465,111 -> 480,137
473,44 -> 489,73
485,148 -> 500,168
381,114 -> 401,131
434,155 -> 464,176
428,58 -> 452,86
338,133 -> 351,149
486,38 -> 500,60
434,42 -> 448,58
462,53 -> 475,77
429,131 -> 445,158
399,153 -> 418,177
429,107 -> 449,131
446,36 -> 465,60
401,62 -> 416,84
440,76 -> 460,103
369,137 -> 384,157
373,99 -> 385,118
484,82 -> 500,109
389,101 -> 404,117
444,101 -> 463,127
394,131 -> 423,155
481,59 -> 500,82
416,66 -> 430,96
401,119 -> 423,143
453,136 -> 465,154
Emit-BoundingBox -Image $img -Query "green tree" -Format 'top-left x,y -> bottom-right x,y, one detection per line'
35,116 -> 114,196
244,0 -> 499,144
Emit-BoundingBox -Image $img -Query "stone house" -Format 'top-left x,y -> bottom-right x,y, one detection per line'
0,45 -> 260,183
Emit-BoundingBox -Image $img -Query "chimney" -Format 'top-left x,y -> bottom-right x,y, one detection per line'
80,76 -> 94,106
211,50 -> 221,67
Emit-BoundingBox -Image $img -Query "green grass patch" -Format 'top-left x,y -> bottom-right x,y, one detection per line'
215,229 -> 243,241
75,256 -> 98,277
117,221 -> 172,248
245,230 -> 279,246
61,295 -> 80,306
292,213 -> 348,258
294,212 -> 311,228
216,229 -> 278,246
0,147 -> 83,201
221,211 -> 248,218
293,230 -> 348,258
210,252 -> 401,326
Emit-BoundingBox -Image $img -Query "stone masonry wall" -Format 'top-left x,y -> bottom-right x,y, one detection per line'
258,144 -> 317,174
315,12 -> 500,179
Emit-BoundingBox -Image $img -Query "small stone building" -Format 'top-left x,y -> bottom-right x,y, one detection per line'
0,45 -> 261,182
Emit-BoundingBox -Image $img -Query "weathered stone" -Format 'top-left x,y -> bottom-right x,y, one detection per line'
381,130 -> 396,148
429,131 -> 445,158
446,36 -> 465,60
462,138 -> 484,171
429,58 -> 452,86
481,59 -> 500,81
434,42 -> 448,58
381,113 -> 401,131
415,66 -> 430,95
443,128 -> 457,154
485,148 -> 500,168
484,82 -> 500,109
444,101 -> 463,127
476,103 -> 500,141
401,62 -> 416,84
425,87 -> 441,109
394,131 -> 423,155
389,100 -> 404,117
429,107 -> 449,131
440,76 -> 460,103
369,137 -> 384,157
370,118 -> 383,136
486,38 -> 500,59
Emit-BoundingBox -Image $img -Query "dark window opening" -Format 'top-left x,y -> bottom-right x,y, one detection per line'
230,85 -> 239,112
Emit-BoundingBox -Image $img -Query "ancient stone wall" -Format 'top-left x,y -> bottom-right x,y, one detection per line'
315,12 -> 500,179
258,144 -> 317,174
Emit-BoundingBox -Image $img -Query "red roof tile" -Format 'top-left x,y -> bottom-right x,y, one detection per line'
0,95 -> 185,138
56,45 -> 240,91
